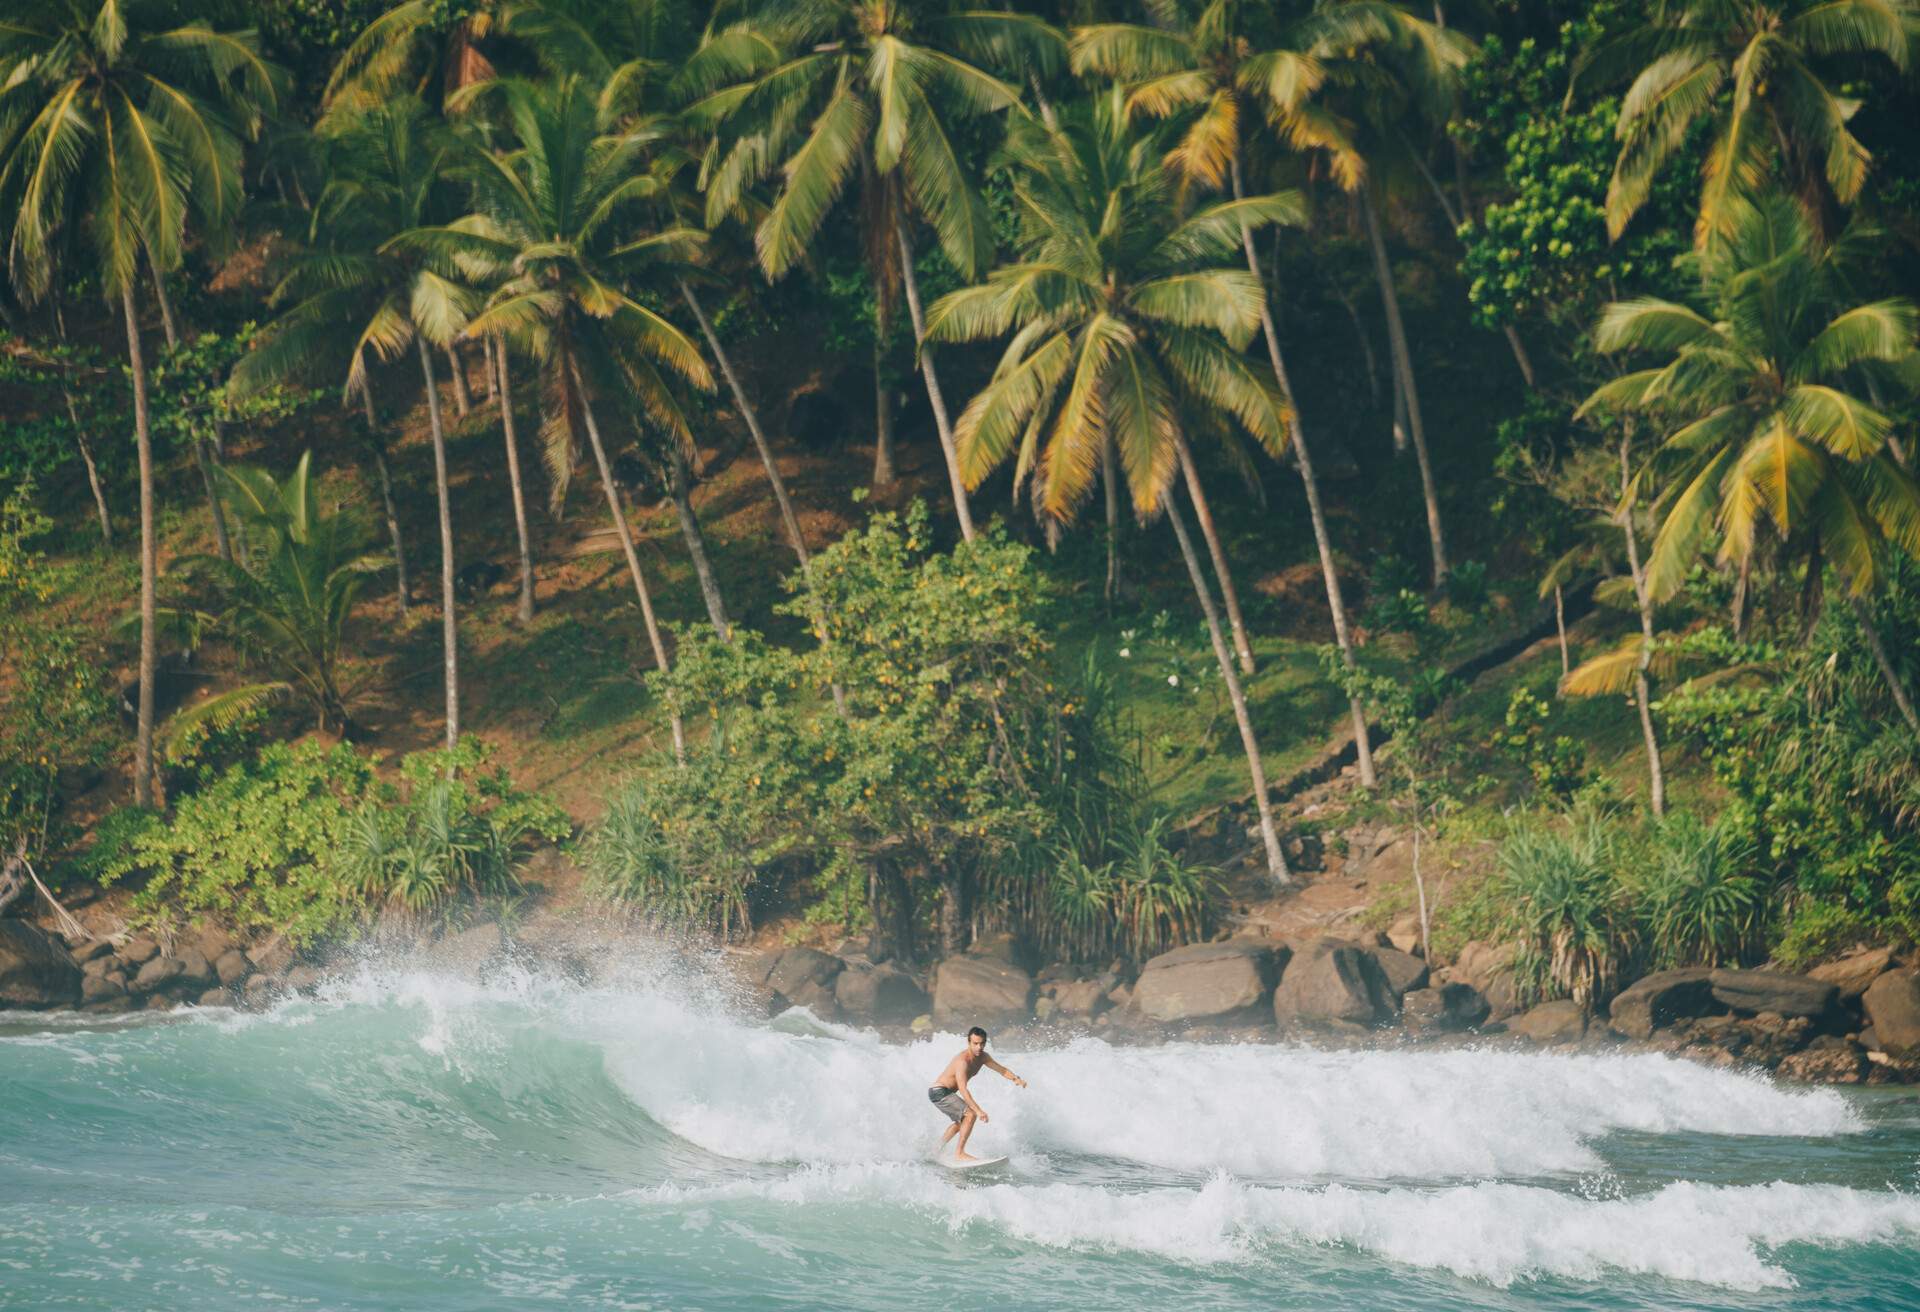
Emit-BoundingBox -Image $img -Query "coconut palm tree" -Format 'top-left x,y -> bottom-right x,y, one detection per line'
232,98 -> 475,750
702,0 -> 1064,542
1570,0 -> 1918,242
926,91 -> 1300,883
1072,0 -> 1465,769
1576,195 -> 1920,732
415,76 -> 721,761
0,0 -> 282,806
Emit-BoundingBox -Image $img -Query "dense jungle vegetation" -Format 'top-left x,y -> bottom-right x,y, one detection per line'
4,0 -> 1920,994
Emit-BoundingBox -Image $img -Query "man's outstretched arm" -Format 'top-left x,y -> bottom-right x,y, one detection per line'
984,1056 -> 1028,1088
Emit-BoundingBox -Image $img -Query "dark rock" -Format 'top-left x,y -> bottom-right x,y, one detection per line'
174,949 -> 217,990
131,954 -> 186,996
1053,973 -> 1119,1020
1709,969 -> 1838,1020
213,949 -> 252,988
1386,914 -> 1423,956
144,994 -> 175,1011
195,988 -> 233,1008
80,971 -> 127,1003
1507,1000 -> 1589,1044
1402,983 -> 1492,1032
1777,1044 -> 1867,1084
247,938 -> 294,976
1450,941 -> 1521,1019
1862,969 -> 1920,1054
81,953 -> 118,978
1372,947 -> 1430,1001
834,963 -> 929,1024
1810,948 -> 1896,1002
81,996 -> 136,1015
1133,941 -> 1285,1025
71,938 -> 115,965
1273,938 -> 1396,1027
121,936 -> 161,966
1608,968 -> 1717,1040
933,955 -> 1034,1026
763,947 -> 845,1001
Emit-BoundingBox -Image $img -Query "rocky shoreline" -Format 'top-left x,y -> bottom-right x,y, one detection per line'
7,906 -> 1919,1086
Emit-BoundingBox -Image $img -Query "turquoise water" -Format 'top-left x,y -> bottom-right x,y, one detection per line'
4,952 -> 1920,1310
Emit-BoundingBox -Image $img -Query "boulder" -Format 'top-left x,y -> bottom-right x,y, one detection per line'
120,936 -> 161,966
834,963 -> 929,1025
0,920 -> 83,1007
173,948 -> 217,990
966,931 -> 1032,970
144,994 -> 175,1011
283,965 -> 325,994
247,937 -> 294,976
1273,938 -> 1397,1027
71,938 -> 115,965
81,996 -> 136,1015
1862,969 -> 1920,1055
1777,1042 -> 1867,1084
1608,968 -> 1717,1040
1450,941 -> 1521,1019
195,988 -> 234,1008
1372,947 -> 1430,1001
762,947 -> 845,1008
80,971 -> 127,1003
1402,982 -> 1493,1032
423,923 -> 505,976
1053,973 -> 1119,1020
1709,969 -> 1838,1020
1507,1000 -> 1589,1044
192,923 -> 238,962
1132,941 -> 1285,1025
1386,914 -> 1423,957
1810,949 -> 1896,1002
1033,995 -> 1058,1022
933,955 -> 1034,1026
213,949 -> 252,988
131,954 -> 186,996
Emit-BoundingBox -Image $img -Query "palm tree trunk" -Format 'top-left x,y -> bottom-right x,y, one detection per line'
1617,428 -> 1665,817
446,344 -> 471,417
415,337 -> 460,750
1850,593 -> 1920,734
1555,583 -> 1569,679
359,378 -> 409,621
1167,495 -> 1289,884
1173,434 -> 1256,675
493,340 -> 535,623
194,436 -> 234,565
1232,157 -> 1376,786
1103,430 -> 1121,604
122,283 -> 157,809
873,339 -> 896,488
1732,552 -> 1751,639
1363,186 -> 1449,586
148,259 -> 179,352
1391,365 -> 1410,454
1336,289 -> 1382,405
894,217 -> 976,542
482,335 -> 498,406
668,449 -> 732,642
53,293 -> 114,546
572,360 -> 686,763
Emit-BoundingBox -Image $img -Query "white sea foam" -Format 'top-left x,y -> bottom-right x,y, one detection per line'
632,1167 -> 1920,1290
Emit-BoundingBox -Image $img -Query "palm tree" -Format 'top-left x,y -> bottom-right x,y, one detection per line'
703,0 -> 1063,542
233,98 -> 474,750
424,77 -> 722,761
154,453 -> 381,744
1570,0 -> 1917,242
1577,195 -> 1920,732
927,92 -> 1300,883
1071,0 -> 1463,772
0,0 -> 282,806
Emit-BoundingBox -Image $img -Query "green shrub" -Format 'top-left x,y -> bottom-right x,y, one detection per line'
1444,561 -> 1492,613
1496,809 -> 1636,1009
1633,813 -> 1765,970
1773,900 -> 1879,971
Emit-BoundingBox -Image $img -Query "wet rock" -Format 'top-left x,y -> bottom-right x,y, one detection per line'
1273,938 -> 1397,1027
1033,995 -> 1058,1022
1777,1042 -> 1867,1084
195,988 -> 234,1008
1862,969 -> 1920,1054
1053,973 -> 1119,1020
247,938 -> 293,976
423,923 -> 505,976
70,938 -> 115,965
1709,969 -> 1837,1020
144,994 -> 175,1011
193,923 -> 238,963
173,949 -> 217,991
121,936 -> 161,966
834,962 -> 929,1025
81,996 -> 136,1015
1371,947 -> 1430,1002
760,948 -> 845,1012
213,949 -> 252,988
1810,948 -> 1896,1002
283,965 -> 325,994
1401,983 -> 1491,1033
1608,968 -> 1717,1040
81,953 -> 118,978
1133,941 -> 1285,1025
131,955 -> 186,996
80,971 -> 127,1003
1507,999 -> 1589,1044
1450,941 -> 1520,1020
932,955 -> 1034,1027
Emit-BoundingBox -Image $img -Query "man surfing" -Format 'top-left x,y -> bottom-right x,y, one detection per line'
927,1026 -> 1027,1164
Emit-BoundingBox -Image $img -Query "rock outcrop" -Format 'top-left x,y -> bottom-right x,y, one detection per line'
1863,969 -> 1920,1054
1401,982 -> 1491,1032
932,955 -> 1033,1026
1449,941 -> 1520,1019
0,920 -> 81,1007
834,962 -> 928,1024
1608,968 -> 1718,1040
1507,999 -> 1588,1044
1709,968 -> 1837,1020
1809,949 -> 1895,1002
1273,938 -> 1396,1027
1132,941 -> 1285,1025
1371,947 -> 1429,1001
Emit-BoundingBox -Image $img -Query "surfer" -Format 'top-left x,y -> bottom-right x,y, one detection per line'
928,1026 -> 1027,1163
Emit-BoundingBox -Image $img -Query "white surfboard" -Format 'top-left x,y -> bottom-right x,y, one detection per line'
944,1155 -> 1007,1171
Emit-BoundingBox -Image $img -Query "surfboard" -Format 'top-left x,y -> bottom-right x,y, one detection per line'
944,1155 -> 1007,1171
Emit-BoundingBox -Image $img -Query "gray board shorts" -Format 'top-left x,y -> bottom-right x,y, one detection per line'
928,1086 -> 969,1123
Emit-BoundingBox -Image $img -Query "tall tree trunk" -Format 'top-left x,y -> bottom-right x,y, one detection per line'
1391,364 -> 1410,454
1174,434 -> 1256,675
1233,158 -> 1376,786
669,449 -> 732,642
894,218 -> 976,542
1103,430 -> 1121,605
1617,428 -> 1665,817
1732,552 -> 1751,639
148,259 -> 179,351
1336,289 -> 1382,405
360,378 -> 410,621
1363,186 -> 1449,586
54,291 -> 114,545
1554,583 -> 1569,679
122,283 -> 157,808
482,335 -> 498,406
1850,592 -> 1920,734
446,343 -> 471,417
872,338 -> 896,488
415,337 -> 460,750
572,360 -> 686,763
938,863 -> 969,956
194,436 -> 234,565
1167,496 -> 1289,884
492,340 -> 536,622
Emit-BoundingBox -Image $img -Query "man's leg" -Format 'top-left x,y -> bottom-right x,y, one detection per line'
939,1122 -> 960,1148
953,1111 -> 979,1162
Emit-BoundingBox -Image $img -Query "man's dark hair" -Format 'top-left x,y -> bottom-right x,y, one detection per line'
967,1026 -> 989,1042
